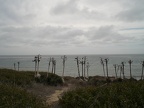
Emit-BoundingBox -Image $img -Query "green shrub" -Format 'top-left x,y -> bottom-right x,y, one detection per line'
88,76 -> 106,86
0,69 -> 63,86
0,69 -> 35,87
46,73 -> 63,86
35,73 -> 63,86
35,74 -> 47,83
59,81 -> 144,108
0,84 -> 48,108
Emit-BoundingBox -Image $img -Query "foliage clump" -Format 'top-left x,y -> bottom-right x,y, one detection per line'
0,69 -> 34,87
0,69 -> 63,86
59,80 -> 144,108
35,73 -> 63,86
0,84 -> 48,108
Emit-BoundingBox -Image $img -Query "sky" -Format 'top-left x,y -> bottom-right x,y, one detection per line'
0,0 -> 144,55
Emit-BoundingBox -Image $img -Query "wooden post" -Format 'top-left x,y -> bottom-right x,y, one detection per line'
61,55 -> 67,77
75,57 -> 80,78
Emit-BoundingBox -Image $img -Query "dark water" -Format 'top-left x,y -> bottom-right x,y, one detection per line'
0,54 -> 144,79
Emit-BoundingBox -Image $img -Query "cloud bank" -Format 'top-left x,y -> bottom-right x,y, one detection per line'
0,0 -> 144,54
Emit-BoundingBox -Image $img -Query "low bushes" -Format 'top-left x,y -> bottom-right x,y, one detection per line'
0,84 -> 48,108
35,73 -> 63,86
0,69 -> 63,86
0,69 -> 63,107
59,80 -> 144,108
46,73 -> 63,86
0,69 -> 34,87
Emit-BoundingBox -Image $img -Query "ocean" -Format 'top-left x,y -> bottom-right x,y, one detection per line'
0,54 -> 144,79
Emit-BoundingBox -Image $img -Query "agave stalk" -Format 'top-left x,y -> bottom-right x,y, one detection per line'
14,63 -> 16,70
37,55 -> 41,75
75,57 -> 80,78
105,58 -> 109,79
141,61 -> 144,80
100,58 -> 105,77
128,60 -> 133,78
120,65 -> 122,79
53,60 -> 56,74
113,64 -> 118,78
51,58 -> 54,74
121,62 -> 125,79
61,55 -> 67,77
83,56 -> 86,78
47,57 -> 52,77
86,62 -> 90,78
17,62 -> 20,71
32,56 -> 37,76
80,58 -> 84,78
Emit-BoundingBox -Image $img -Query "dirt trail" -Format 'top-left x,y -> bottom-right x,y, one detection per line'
46,86 -> 69,105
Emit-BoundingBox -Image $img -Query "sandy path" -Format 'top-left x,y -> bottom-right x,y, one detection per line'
46,86 -> 69,105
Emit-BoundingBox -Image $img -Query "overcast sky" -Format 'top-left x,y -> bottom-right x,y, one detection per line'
0,0 -> 144,55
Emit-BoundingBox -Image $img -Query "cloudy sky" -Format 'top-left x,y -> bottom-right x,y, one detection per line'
0,0 -> 144,55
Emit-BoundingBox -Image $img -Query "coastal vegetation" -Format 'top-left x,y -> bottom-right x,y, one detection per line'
1,67 -> 144,108
0,84 -> 47,108
0,68 -> 63,108
59,80 -> 144,108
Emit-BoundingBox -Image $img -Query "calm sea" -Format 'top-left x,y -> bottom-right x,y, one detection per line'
0,54 -> 144,79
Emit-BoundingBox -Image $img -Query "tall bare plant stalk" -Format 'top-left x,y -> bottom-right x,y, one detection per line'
47,57 -> 52,77
121,62 -> 125,79
100,58 -> 105,77
33,56 -> 37,76
86,62 -> 90,78
83,56 -> 86,78
37,55 -> 41,75
141,61 -> 144,80
17,62 -> 20,71
113,64 -> 118,78
61,55 -> 67,77
80,58 -> 84,78
128,60 -> 133,78
105,58 -> 109,79
75,57 -> 80,78
14,63 -> 16,70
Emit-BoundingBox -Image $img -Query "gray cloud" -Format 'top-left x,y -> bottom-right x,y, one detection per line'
51,0 -> 79,14
86,26 -> 135,44
0,25 -> 136,48
0,0 -> 144,54
51,0 -> 103,19
116,0 -> 144,22
0,0 -> 44,26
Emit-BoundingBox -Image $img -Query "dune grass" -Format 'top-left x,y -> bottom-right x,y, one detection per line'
0,68 -> 62,108
59,80 -> 144,108
0,84 -> 48,108
0,69 -> 35,87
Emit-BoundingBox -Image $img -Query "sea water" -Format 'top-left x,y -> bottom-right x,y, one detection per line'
0,54 -> 144,79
